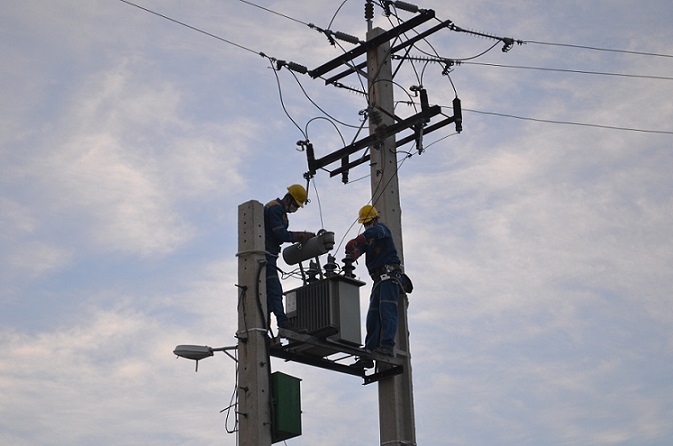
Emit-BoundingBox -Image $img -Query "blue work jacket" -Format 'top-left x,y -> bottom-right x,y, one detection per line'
362,222 -> 400,274
264,198 -> 294,255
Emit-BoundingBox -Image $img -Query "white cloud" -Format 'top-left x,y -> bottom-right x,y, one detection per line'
0,262 -> 242,445
5,240 -> 73,279
2,1 -> 673,445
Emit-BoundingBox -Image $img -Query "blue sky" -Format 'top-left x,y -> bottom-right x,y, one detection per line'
2,1 -> 672,445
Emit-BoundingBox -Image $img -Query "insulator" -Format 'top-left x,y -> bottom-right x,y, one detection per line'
286,62 -> 308,74
369,109 -> 382,126
324,255 -> 338,277
334,31 -> 361,45
364,1 -> 374,21
306,260 -> 320,283
306,142 -> 317,177
452,97 -> 463,133
419,88 -> 430,123
394,1 -> 419,13
342,256 -> 356,278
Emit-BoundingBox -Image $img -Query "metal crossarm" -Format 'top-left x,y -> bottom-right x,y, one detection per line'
307,105 -> 441,175
395,115 -> 458,147
308,9 -> 436,79
323,17 -> 453,85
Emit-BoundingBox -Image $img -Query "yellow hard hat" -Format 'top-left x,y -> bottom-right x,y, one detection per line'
358,205 -> 379,224
287,184 -> 307,207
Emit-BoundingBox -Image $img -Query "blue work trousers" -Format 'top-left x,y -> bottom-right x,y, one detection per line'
364,278 -> 400,353
266,256 -> 287,325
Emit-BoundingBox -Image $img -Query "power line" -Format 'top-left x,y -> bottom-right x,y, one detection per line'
523,40 -> 673,59
120,1 -> 673,138
397,55 -> 673,82
119,0 -> 262,56
461,61 -> 673,81
464,108 -> 673,135
234,0 -> 310,27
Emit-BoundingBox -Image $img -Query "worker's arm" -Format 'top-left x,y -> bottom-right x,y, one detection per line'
361,223 -> 389,242
268,204 -> 314,244
292,231 -> 315,244
267,204 -> 295,244
345,234 -> 366,259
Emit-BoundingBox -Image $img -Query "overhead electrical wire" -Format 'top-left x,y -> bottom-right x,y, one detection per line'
268,60 -> 307,139
398,54 -> 673,82
123,0 -> 673,78
335,143 -> 416,251
460,61 -> 673,82
523,40 -> 673,59
228,0 -> 371,145
288,71 -> 363,129
393,98 -> 673,135
118,0 -> 672,435
120,0 -> 673,141
464,108 -> 673,135
118,0 -> 261,56
234,0 -> 309,27
328,0 -> 350,30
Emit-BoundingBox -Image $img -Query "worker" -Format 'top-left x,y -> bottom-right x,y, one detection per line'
345,204 -> 403,368
264,184 -> 314,331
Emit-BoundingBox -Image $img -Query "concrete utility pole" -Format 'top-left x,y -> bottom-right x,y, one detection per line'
367,28 -> 417,446
236,200 -> 272,446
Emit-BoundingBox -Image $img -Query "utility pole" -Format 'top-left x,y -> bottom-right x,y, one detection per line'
179,5 -> 472,445
367,28 -> 416,446
237,200 -> 272,446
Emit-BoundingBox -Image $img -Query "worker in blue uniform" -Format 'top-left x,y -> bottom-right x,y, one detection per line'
346,205 -> 403,368
264,184 -> 314,331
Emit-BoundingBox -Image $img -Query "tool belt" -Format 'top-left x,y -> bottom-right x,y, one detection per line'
370,264 -> 402,281
370,264 -> 413,294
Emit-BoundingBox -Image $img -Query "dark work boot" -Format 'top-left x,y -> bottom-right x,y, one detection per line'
353,357 -> 374,369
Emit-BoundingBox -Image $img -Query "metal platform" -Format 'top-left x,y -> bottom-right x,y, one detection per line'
270,328 -> 403,385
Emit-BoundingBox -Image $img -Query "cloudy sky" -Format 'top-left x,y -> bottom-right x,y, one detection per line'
2,1 -> 672,445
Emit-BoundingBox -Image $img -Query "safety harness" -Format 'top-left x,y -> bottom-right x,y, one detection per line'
370,264 -> 414,294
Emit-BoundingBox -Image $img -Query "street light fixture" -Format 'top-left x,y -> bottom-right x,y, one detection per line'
173,344 -> 238,371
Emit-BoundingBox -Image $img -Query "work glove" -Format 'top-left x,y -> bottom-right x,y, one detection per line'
345,234 -> 366,259
292,231 -> 315,244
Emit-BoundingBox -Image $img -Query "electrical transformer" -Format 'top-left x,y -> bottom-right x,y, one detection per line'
285,275 -> 365,353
